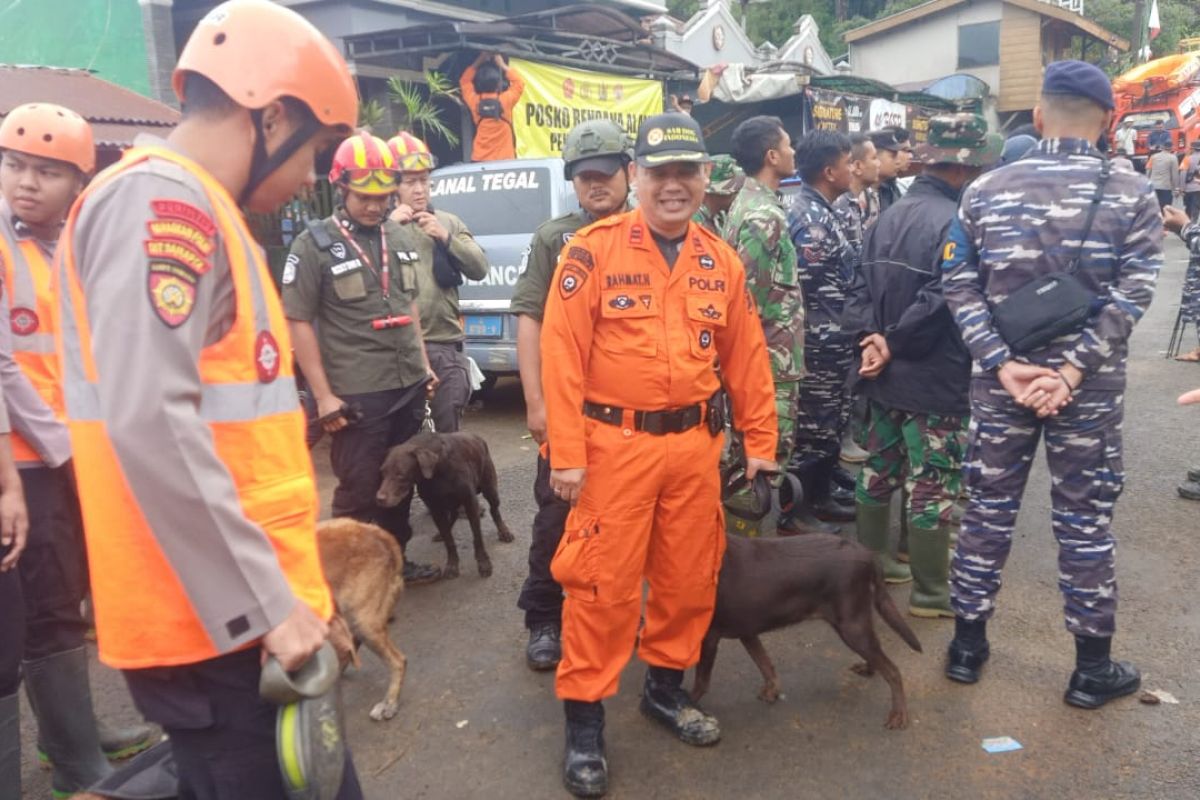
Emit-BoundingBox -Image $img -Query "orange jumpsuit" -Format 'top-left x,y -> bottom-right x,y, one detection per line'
541,207 -> 776,702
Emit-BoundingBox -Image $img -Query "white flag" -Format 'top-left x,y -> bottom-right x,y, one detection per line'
1148,0 -> 1161,41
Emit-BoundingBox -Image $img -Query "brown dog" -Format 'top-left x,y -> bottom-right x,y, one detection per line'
317,518 -> 407,722
692,532 -> 922,729
376,432 -> 514,579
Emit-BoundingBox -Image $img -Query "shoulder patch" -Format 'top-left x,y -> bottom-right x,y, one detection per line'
147,262 -> 198,328
558,264 -> 588,300
566,246 -> 594,270
150,199 -> 216,238
282,253 -> 299,285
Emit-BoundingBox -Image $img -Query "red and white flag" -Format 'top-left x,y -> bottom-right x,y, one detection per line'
1148,0 -> 1161,41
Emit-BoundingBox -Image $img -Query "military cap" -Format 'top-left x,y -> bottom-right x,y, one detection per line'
634,112 -> 711,167
705,154 -> 744,195
998,134 -> 1038,166
915,114 -> 1003,167
1042,60 -> 1114,111
868,128 -> 902,152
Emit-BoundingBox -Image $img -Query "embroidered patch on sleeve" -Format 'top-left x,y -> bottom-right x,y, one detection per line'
144,198 -> 216,328
147,262 -> 198,328
558,263 -> 588,300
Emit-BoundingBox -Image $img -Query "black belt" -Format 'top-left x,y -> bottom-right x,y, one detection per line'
582,400 -> 704,436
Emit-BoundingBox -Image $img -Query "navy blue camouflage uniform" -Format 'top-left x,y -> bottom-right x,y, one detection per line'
942,139 -> 1163,637
788,184 -> 855,494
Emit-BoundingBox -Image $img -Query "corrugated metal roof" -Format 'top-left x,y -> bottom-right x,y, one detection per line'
0,65 -> 178,147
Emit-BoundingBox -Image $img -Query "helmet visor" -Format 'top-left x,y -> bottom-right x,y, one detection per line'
396,151 -> 436,172
344,168 -> 397,192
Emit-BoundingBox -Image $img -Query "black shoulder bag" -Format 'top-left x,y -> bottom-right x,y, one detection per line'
991,159 -> 1112,354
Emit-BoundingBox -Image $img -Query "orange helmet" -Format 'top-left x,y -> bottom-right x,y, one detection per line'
387,132 -> 436,172
172,0 -> 357,131
0,103 -> 94,173
329,132 -> 397,195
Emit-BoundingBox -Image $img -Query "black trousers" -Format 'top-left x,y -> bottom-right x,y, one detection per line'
516,453 -> 570,629
1185,190 -> 1200,221
0,565 -> 23,696
124,648 -> 362,800
18,464 -> 89,660
1156,189 -> 1175,210
330,387 -> 424,548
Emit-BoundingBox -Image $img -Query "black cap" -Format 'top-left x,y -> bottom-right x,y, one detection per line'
634,112 -> 711,167
1042,60 -> 1114,111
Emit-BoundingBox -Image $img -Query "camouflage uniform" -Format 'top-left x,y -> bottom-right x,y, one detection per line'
942,138 -> 1164,637
1178,221 -> 1200,340
693,154 -> 743,235
831,191 -> 866,271
787,184 -> 854,469
723,175 -> 804,471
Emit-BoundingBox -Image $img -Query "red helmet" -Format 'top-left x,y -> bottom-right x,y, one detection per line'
0,103 -> 95,173
329,132 -> 397,195
387,132 -> 436,172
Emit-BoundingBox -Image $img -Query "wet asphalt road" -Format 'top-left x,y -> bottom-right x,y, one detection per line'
19,236 -> 1200,799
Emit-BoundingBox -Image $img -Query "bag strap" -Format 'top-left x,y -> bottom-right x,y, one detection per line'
1066,158 -> 1112,275
305,218 -> 335,252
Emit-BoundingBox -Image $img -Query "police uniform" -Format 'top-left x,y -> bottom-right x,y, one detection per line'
511,208 -> 603,632
787,184 -> 855,505
0,378 -> 21,795
59,136 -> 362,798
542,204 -> 776,702
401,208 -> 487,432
283,210 -> 428,547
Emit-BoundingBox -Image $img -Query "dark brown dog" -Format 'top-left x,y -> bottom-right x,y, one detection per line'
317,518 -> 407,721
692,532 -> 922,729
376,432 -> 514,579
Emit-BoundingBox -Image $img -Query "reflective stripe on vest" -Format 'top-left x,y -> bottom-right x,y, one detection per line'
57,145 -> 331,669
0,232 -> 64,464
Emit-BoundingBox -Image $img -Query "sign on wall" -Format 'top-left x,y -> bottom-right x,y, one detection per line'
509,58 -> 664,158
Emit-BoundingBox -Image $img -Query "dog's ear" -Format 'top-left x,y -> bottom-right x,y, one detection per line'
415,446 -> 439,480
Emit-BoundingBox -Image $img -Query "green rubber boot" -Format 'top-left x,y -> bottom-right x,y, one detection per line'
908,524 -> 954,618
855,501 -> 911,584
896,487 -> 910,563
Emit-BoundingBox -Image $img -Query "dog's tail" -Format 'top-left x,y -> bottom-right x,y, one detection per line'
872,565 -> 923,653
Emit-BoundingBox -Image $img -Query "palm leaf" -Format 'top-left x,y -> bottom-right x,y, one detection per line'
387,75 -> 460,148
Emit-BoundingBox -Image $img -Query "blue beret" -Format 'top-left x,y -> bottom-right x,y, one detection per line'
1042,60 -> 1114,111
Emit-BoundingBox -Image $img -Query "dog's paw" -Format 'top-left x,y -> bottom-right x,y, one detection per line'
757,684 -> 781,704
442,564 -> 460,579
884,710 -> 909,730
477,560 -> 493,578
369,701 -> 399,722
497,526 -> 515,543
850,662 -> 874,677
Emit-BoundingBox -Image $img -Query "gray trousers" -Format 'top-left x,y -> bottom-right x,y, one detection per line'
427,341 -> 471,432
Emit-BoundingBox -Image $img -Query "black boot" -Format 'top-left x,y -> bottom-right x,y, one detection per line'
831,463 -> 857,492
563,700 -> 607,798
810,456 -> 855,522
640,667 -> 720,746
945,617 -> 989,684
526,623 -> 562,672
1064,635 -> 1141,709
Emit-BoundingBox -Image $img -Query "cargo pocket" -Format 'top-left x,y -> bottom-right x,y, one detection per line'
551,514 -> 601,603
686,293 -> 727,359
597,290 -> 658,357
331,268 -> 368,301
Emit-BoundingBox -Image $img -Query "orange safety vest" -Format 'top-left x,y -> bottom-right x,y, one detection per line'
0,232 -> 63,464
56,146 -> 332,669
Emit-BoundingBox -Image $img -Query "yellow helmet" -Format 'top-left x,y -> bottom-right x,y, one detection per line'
329,132 -> 397,195
387,132 -> 436,172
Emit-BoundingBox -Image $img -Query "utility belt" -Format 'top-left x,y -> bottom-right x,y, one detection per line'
582,390 -> 724,437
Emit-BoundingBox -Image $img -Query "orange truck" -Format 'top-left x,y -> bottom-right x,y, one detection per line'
1110,51 -> 1200,169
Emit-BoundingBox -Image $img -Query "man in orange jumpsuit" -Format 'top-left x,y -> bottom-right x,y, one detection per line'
541,112 -> 778,798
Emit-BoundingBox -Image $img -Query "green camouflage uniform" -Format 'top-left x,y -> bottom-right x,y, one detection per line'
693,154 -> 743,235
723,175 -> 804,479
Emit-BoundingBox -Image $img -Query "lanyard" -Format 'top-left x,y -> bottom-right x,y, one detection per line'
336,219 -> 389,298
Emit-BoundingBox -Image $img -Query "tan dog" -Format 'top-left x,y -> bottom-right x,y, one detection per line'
317,518 -> 407,722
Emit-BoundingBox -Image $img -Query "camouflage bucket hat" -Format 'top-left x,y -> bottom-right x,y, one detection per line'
914,114 -> 1003,167
706,154 -> 745,196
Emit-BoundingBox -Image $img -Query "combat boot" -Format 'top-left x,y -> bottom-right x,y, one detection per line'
908,524 -> 954,618
855,501 -> 911,584
526,622 -> 562,671
23,647 -> 112,797
1177,480 -> 1200,501
563,700 -> 607,798
945,617 -> 989,684
1064,635 -> 1141,709
640,666 -> 720,746
776,506 -> 841,536
811,457 -> 855,522
1188,466 -> 1200,483
831,463 -> 857,492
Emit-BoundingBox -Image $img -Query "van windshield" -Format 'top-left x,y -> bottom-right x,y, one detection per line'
1122,110 -> 1177,129
430,167 -> 553,237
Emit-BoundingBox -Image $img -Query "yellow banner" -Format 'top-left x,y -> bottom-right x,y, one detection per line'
509,58 -> 663,159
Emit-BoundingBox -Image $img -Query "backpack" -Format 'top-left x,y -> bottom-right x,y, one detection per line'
477,97 -> 503,121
